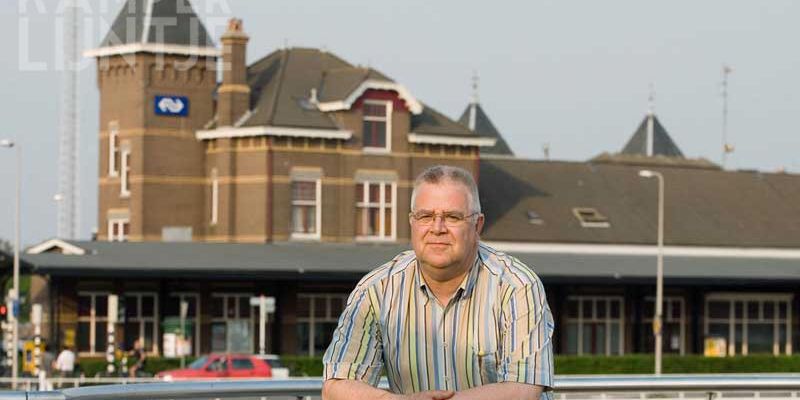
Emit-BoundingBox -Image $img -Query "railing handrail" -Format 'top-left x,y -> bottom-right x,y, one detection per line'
553,374 -> 800,391
3,375 -> 800,400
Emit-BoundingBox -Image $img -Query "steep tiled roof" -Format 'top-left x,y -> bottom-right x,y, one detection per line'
244,48 -> 347,129
621,114 -> 684,157
458,103 -> 514,155
242,48 -> 478,138
318,67 -> 392,102
411,104 -> 476,137
592,153 -> 720,170
479,158 -> 800,248
100,0 -> 215,48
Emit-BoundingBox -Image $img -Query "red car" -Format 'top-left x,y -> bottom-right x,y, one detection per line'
156,354 -> 272,381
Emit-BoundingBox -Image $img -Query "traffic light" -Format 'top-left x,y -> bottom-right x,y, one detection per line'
0,305 -> 6,317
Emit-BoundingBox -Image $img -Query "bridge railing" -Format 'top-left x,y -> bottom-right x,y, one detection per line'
1,375 -> 800,400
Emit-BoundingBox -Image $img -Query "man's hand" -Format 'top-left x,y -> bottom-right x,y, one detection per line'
449,382 -> 543,399
390,390 -> 455,400
323,380 -> 454,400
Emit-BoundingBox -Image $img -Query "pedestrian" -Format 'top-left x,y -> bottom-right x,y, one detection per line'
322,165 -> 554,399
128,338 -> 147,377
41,344 -> 55,376
53,345 -> 75,377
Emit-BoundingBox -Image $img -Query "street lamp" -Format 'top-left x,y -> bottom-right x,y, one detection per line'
0,139 -> 20,387
639,169 -> 664,375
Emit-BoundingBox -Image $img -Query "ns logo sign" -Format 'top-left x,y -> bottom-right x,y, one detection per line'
155,96 -> 190,117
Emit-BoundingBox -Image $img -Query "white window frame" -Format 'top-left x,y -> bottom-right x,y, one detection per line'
355,181 -> 397,242
120,144 -> 131,198
108,217 -> 130,242
77,291 -> 110,357
362,99 -> 392,153
704,293 -> 793,356
210,168 -> 219,225
123,292 -> 159,355
297,293 -> 349,356
572,207 -> 610,228
169,292 -> 201,357
643,296 -> 686,355
290,178 -> 322,240
108,121 -> 120,177
565,295 -> 625,356
210,293 -> 255,354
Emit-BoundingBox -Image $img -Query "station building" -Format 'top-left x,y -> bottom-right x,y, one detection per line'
5,0 -> 799,360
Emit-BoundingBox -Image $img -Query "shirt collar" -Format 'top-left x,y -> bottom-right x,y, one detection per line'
460,254 -> 482,299
416,252 -> 482,301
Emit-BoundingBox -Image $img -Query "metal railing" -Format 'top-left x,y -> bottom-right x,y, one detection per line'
0,377 -> 162,390
1,375 -> 800,400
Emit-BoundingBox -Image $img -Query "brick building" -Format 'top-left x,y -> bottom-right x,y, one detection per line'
87,4 -> 491,244
11,0 -> 800,360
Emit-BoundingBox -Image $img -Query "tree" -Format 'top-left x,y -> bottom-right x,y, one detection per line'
0,238 -> 12,254
0,238 -> 11,292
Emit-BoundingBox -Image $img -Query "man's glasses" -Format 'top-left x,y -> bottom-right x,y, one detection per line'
409,210 -> 480,226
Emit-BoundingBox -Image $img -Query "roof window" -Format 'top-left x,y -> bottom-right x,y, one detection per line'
527,210 -> 544,225
572,207 -> 610,228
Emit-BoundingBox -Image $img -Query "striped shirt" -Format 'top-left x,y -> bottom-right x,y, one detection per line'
323,242 -> 554,397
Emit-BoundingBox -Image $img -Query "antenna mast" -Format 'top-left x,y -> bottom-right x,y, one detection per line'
721,65 -> 733,169
471,71 -> 480,104
468,71 -> 479,131
58,0 -> 80,239
646,83 -> 655,156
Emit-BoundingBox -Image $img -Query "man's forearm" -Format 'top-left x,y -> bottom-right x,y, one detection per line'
322,378 -> 394,400
452,382 -> 544,400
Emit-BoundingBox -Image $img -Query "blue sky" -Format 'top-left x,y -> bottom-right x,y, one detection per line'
0,0 -> 798,246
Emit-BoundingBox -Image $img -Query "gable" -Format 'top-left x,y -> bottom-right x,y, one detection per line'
352,89 -> 410,113
27,239 -> 86,256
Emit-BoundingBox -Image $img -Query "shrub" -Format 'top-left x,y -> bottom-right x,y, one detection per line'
78,357 -> 196,377
79,354 -> 800,377
556,354 -> 800,374
279,355 -> 325,377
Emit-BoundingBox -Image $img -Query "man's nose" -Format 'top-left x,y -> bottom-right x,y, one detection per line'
430,215 -> 448,233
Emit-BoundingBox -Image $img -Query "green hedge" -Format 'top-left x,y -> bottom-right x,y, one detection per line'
80,356 -> 317,377
280,355 -> 325,377
281,354 -> 800,376
78,357 -> 197,377
556,354 -> 800,374
77,354 -> 800,377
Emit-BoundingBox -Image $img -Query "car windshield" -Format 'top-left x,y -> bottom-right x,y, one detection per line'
188,356 -> 208,370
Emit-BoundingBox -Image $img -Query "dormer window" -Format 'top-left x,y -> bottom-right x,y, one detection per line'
573,207 -> 610,228
362,100 -> 392,152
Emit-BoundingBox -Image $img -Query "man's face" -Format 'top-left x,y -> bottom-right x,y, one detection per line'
410,180 -> 484,272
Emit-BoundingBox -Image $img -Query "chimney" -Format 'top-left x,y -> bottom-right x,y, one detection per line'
218,18 -> 250,127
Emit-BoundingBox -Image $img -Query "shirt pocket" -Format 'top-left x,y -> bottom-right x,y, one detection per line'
474,350 -> 498,384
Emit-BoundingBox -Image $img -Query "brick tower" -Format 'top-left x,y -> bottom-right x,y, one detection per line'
87,0 -> 219,242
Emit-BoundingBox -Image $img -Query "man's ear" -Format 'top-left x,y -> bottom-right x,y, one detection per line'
475,213 -> 485,235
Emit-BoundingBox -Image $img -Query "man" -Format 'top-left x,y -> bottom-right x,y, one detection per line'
53,346 -> 75,377
323,165 -> 554,400
42,344 -> 56,376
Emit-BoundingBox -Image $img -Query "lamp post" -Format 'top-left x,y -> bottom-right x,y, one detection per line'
639,169 -> 664,375
0,139 -> 20,388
